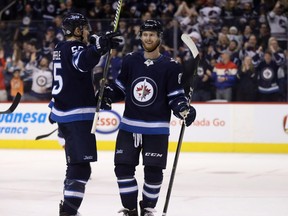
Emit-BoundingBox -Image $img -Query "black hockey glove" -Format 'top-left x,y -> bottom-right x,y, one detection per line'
173,102 -> 196,127
90,31 -> 122,55
95,86 -> 113,110
48,113 -> 55,124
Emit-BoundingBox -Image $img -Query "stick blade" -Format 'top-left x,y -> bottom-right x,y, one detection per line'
0,92 -> 21,114
35,128 -> 58,140
181,34 -> 199,58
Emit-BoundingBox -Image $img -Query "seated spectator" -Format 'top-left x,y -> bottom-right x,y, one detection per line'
211,52 -> 238,101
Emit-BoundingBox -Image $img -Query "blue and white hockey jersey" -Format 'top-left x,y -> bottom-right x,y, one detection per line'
49,40 -> 101,123
113,51 -> 188,135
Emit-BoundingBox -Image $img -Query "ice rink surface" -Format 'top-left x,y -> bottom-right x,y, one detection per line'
1,149 -> 288,216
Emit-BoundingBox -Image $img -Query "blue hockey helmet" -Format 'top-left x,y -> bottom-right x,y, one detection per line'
62,13 -> 91,36
140,20 -> 163,36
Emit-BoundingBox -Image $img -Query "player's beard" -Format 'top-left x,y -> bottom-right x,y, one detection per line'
142,39 -> 160,52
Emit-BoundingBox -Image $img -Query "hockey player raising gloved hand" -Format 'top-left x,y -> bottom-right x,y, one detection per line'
48,12 -> 124,216
89,31 -> 122,54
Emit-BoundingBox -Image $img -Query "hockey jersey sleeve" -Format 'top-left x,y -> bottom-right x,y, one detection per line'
166,60 -> 188,111
72,44 -> 102,72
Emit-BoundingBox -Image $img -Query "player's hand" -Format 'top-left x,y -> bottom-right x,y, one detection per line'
48,113 -> 55,124
90,31 -> 121,54
173,102 -> 196,126
95,87 -> 113,110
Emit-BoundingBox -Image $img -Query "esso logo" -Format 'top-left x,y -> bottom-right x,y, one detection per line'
96,110 -> 121,134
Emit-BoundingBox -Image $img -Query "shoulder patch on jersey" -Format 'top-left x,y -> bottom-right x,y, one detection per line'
170,58 -> 179,64
131,77 -> 158,107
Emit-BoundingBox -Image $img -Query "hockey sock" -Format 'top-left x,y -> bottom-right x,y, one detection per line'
117,177 -> 138,210
62,179 -> 87,214
142,166 -> 163,208
142,180 -> 162,208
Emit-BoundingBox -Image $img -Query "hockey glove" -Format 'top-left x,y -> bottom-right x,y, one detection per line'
95,86 -> 113,110
90,31 -> 122,55
48,113 -> 55,124
173,102 -> 196,127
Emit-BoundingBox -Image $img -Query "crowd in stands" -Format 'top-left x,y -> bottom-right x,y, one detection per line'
0,0 -> 287,102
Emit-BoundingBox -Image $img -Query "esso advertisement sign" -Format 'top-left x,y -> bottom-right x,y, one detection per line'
96,110 -> 121,134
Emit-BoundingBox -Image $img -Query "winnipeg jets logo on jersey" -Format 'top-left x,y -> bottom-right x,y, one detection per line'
144,59 -> 154,66
37,75 -> 48,87
131,77 -> 158,107
261,68 -> 274,80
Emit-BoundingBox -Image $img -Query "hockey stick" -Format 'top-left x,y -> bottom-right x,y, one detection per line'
91,0 -> 123,134
162,34 -> 199,216
35,128 -> 58,140
0,92 -> 21,114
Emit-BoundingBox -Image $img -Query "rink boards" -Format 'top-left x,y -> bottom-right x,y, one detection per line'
0,102 -> 288,153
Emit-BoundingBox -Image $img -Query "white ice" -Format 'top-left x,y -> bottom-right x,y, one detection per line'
1,150 -> 288,216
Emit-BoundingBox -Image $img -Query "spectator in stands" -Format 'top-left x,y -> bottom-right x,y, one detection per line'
14,3 -> 39,44
174,1 -> 198,35
42,26 -> 58,61
215,33 -> 230,55
162,19 -> 183,56
22,55 -> 52,101
255,50 -> 283,102
267,37 -> 286,66
227,26 -> 242,47
211,51 -> 238,101
226,39 -> 241,67
252,36 -> 285,68
267,0 -> 288,50
0,21 -> 14,56
239,34 -> 261,62
257,23 -> 271,51
236,56 -> 257,101
241,24 -> 253,44
108,49 -> 123,84
42,0 -> 61,26
238,2 -> 258,32
52,15 -> 65,42
277,50 -> 287,101
87,0 -> 105,19
0,47 -> 7,101
186,49 -> 213,102
221,0 -> 242,27
10,67 -> 24,99
198,0 -> 222,32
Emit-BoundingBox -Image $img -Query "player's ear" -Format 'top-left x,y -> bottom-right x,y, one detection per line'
74,27 -> 82,36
